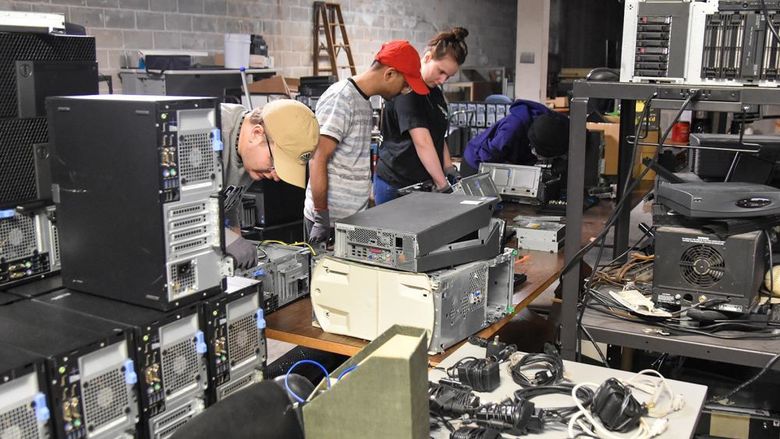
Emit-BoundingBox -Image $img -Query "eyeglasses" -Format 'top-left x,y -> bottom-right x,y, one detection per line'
401,84 -> 413,95
260,122 -> 275,172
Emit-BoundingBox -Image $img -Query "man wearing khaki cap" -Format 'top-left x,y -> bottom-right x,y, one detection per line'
221,99 -> 319,269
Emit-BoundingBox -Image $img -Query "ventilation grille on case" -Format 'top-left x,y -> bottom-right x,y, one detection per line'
171,215 -> 207,231
227,313 -> 260,367
178,132 -> 214,185
0,402 -> 38,439
347,228 -> 380,245
680,244 -> 725,287
81,368 -> 130,433
156,416 -> 190,439
171,238 -> 208,254
161,338 -> 200,397
469,269 -> 487,294
0,118 -> 47,207
50,222 -> 61,269
0,33 -> 95,118
0,214 -> 37,260
217,373 -> 255,401
171,226 -> 208,243
170,203 -> 206,219
150,401 -> 198,439
169,262 -> 198,299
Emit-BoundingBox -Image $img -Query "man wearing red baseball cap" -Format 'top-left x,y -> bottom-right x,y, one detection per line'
374,40 -> 430,96
304,40 -> 425,244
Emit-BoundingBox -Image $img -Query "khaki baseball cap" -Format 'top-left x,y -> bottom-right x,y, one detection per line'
261,99 -> 319,188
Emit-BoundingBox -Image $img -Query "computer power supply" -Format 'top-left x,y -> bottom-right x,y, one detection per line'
334,192 -> 501,273
0,300 -> 139,439
201,277 -> 266,404
652,226 -> 766,313
33,289 -> 209,439
235,242 -> 311,313
0,205 -> 58,287
49,95 -> 225,310
311,249 -> 516,354
0,342 -> 51,439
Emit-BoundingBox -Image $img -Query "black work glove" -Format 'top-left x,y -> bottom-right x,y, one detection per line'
445,165 -> 461,185
225,229 -> 258,270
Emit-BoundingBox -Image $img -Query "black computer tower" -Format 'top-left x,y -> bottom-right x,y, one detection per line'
201,277 -> 266,405
0,300 -> 139,438
0,31 -> 97,209
34,289 -> 208,439
48,95 -> 225,310
240,178 -> 306,242
0,290 -> 21,305
0,342 -> 51,439
5,273 -> 63,298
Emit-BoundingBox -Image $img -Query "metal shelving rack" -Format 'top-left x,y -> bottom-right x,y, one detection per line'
561,80 -> 780,369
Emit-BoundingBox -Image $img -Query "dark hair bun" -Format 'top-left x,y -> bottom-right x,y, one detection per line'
451,27 -> 469,41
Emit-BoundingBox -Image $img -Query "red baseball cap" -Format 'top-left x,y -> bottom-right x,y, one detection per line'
375,40 -> 429,95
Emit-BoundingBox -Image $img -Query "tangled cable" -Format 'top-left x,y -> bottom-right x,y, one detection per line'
508,351 -> 566,387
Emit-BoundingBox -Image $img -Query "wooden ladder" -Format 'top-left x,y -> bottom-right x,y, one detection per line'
313,1 -> 356,78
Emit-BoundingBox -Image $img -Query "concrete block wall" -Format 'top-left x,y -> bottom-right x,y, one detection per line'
1,0 -> 517,92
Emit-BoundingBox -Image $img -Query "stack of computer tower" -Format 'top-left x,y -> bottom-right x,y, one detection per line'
0,299 -> 139,439
39,94 -> 268,438
1,17 -> 269,438
310,192 -> 517,353
0,16 -> 97,290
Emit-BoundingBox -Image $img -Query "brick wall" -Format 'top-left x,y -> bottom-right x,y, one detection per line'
1,0 -> 517,90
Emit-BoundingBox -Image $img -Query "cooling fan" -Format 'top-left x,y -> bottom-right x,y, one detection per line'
679,244 -> 725,288
652,226 -> 765,314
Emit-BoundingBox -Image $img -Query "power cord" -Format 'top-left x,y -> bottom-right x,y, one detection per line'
514,383 -> 596,423
568,381 -> 668,439
710,353 -> 780,404
284,359 -> 331,403
449,426 -> 501,439
624,369 -> 685,418
429,380 -> 481,417
760,0 -> 780,43
508,351 -> 566,388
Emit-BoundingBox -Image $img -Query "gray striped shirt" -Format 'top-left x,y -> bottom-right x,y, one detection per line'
304,79 -> 373,225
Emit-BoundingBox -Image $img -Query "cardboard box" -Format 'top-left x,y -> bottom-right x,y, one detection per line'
246,75 -> 298,97
587,122 -> 657,180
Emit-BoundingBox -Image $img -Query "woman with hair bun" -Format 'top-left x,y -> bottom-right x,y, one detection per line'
373,27 -> 469,204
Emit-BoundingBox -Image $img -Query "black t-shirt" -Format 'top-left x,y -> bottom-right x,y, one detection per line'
376,86 -> 449,187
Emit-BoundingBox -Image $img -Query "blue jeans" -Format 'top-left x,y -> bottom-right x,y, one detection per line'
373,174 -> 400,205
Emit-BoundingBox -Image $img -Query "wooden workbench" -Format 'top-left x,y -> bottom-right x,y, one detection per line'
265,202 -> 616,365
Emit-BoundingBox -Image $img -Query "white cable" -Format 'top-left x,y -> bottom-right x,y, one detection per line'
624,369 -> 684,418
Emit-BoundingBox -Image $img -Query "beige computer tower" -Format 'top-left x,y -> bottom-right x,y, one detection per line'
311,249 -> 515,353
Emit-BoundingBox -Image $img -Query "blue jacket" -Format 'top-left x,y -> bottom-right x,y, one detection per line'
463,99 -> 554,169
